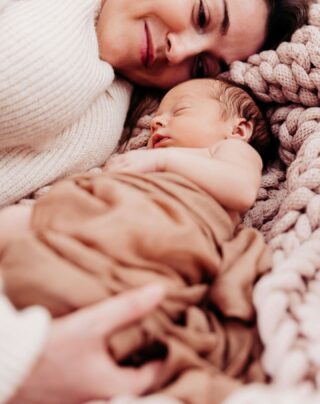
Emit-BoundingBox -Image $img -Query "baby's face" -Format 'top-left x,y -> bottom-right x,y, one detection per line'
148,79 -> 235,149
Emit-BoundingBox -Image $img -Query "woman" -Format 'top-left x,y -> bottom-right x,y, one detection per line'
0,0 -> 312,402
0,0 -> 310,206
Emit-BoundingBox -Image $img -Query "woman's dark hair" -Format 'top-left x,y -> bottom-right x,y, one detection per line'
119,86 -> 163,146
262,0 -> 314,50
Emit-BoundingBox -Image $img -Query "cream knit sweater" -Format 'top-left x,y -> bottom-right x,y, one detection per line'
0,0 -> 132,207
0,285 -> 50,403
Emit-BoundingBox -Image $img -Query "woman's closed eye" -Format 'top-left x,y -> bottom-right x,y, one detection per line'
192,56 -> 229,79
197,0 -> 209,30
190,0 -> 210,79
192,55 -> 207,78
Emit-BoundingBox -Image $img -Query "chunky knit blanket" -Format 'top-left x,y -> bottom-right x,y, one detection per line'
15,2 -> 320,402
226,2 -> 320,402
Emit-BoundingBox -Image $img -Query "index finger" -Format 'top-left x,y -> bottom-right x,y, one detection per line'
84,284 -> 166,337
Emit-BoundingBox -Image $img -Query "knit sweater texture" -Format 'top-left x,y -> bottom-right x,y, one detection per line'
0,0 -> 132,206
0,284 -> 50,403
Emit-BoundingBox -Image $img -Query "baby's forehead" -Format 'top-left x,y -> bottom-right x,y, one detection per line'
159,81 -> 216,108
171,79 -> 216,98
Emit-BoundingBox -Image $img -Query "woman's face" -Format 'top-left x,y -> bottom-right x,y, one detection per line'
97,0 -> 268,89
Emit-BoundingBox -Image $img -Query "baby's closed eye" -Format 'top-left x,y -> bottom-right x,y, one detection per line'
173,105 -> 191,115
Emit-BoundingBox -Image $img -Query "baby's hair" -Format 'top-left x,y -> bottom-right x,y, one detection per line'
210,79 -> 272,164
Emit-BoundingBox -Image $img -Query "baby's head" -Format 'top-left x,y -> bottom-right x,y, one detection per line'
148,78 -> 269,161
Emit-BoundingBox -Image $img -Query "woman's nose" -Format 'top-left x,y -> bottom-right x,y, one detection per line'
165,32 -> 203,65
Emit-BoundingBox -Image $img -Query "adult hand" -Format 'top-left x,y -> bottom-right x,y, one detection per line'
9,284 -> 166,404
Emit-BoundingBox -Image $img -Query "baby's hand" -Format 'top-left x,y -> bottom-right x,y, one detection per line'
105,149 -> 169,173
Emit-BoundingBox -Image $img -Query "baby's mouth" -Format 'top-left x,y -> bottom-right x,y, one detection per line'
151,134 -> 171,148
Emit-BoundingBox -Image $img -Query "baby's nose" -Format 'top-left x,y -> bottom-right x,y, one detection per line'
150,115 -> 166,132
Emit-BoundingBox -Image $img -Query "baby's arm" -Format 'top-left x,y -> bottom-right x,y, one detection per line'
162,139 -> 262,212
108,140 -> 262,212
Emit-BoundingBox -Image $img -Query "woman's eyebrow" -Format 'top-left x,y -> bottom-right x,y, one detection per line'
220,0 -> 230,36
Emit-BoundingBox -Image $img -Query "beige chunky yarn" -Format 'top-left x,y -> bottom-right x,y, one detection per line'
224,2 -> 320,402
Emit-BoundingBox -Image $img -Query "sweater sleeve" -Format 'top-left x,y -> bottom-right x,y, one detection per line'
0,293 -> 50,403
0,0 -> 12,13
0,0 -> 113,150
0,78 -> 132,207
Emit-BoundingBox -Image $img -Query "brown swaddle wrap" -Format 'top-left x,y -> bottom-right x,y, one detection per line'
0,172 -> 271,404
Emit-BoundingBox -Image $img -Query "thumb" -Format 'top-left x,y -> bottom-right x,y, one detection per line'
116,361 -> 164,396
69,284 -> 166,338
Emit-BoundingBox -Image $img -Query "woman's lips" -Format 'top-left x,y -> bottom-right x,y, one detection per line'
141,22 -> 154,67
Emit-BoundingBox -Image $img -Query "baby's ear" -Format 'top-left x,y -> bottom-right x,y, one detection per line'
229,119 -> 253,142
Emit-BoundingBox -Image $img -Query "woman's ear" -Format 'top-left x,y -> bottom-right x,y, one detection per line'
229,119 -> 253,142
